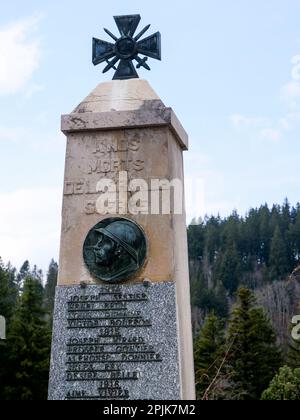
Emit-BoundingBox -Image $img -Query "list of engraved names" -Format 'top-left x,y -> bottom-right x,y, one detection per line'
64,286 -> 162,400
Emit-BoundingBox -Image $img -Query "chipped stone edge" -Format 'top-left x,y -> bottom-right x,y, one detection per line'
61,108 -> 189,151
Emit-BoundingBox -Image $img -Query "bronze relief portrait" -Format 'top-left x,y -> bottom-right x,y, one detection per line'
83,218 -> 147,283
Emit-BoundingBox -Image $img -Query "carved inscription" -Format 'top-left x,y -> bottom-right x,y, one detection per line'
88,137 -> 144,178
64,286 -> 163,400
64,135 -> 148,215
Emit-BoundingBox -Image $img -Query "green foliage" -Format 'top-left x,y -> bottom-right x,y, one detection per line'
0,259 -> 18,320
0,259 -> 18,398
261,366 -> 300,400
194,314 -> 225,399
17,260 -> 30,291
227,288 -> 282,400
1,272 -> 51,400
188,221 -> 205,260
188,200 -> 300,315
287,338 -> 300,369
44,259 -> 58,326
269,226 -> 289,280
215,244 -> 241,295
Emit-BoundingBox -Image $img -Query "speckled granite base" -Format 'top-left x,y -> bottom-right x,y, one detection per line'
48,283 -> 181,400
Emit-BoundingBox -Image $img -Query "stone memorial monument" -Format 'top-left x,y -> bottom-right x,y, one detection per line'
48,14 -> 195,400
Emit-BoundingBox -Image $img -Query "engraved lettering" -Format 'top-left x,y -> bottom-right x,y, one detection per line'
63,286 -> 163,399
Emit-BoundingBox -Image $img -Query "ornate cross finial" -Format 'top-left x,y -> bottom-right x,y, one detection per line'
92,14 -> 161,80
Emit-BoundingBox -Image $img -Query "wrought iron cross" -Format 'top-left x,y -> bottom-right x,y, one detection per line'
92,14 -> 161,80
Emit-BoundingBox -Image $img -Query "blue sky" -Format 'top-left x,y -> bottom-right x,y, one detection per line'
1,0 -> 300,273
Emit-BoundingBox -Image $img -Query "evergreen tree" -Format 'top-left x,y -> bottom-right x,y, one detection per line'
227,287 -> 282,400
258,204 -> 271,264
3,276 -> 51,400
190,270 -> 206,308
44,259 -> 58,325
0,259 -> 17,320
261,366 -> 300,400
289,208 -> 300,264
31,265 -> 43,283
187,221 -> 205,260
194,314 -> 225,399
240,208 -> 260,266
16,260 -> 30,292
269,226 -> 289,280
221,211 -> 240,248
216,244 -> 241,295
0,259 -> 18,398
196,288 -> 229,319
204,216 -> 221,263
287,337 -> 300,369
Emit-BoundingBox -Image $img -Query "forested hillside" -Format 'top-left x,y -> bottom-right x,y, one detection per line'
188,200 -> 300,345
188,200 -> 300,399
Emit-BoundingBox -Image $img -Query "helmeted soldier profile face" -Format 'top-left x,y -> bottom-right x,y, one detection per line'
83,218 -> 147,283
93,236 -> 119,267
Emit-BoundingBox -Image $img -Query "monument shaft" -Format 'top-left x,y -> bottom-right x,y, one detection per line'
48,79 -> 195,400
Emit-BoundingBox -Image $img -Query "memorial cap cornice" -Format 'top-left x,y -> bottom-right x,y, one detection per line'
61,107 -> 188,151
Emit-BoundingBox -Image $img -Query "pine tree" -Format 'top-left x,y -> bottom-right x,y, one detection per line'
269,226 -> 289,280
44,259 -> 58,325
3,276 -> 51,400
0,259 -> 18,398
204,216 -> 221,263
258,204 -> 271,264
216,244 -> 241,295
0,259 -> 17,320
194,314 -> 225,399
287,338 -> 300,369
289,208 -> 300,265
16,260 -> 30,292
227,287 -> 282,400
261,366 -> 300,400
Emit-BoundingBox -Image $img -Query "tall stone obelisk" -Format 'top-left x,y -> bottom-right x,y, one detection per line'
48,14 -> 195,401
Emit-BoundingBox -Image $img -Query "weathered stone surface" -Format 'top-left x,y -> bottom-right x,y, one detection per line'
61,108 -> 188,151
48,283 -> 181,400
72,79 -> 161,114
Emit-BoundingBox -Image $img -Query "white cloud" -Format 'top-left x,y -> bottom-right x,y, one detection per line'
279,117 -> 291,131
280,81 -> 300,102
184,152 -> 235,222
229,113 -> 282,142
260,128 -> 282,142
0,187 -> 61,273
279,112 -> 300,131
291,55 -> 300,81
229,114 -> 268,129
24,83 -> 44,99
0,15 -> 42,95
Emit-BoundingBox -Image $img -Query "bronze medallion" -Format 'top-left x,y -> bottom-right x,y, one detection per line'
83,218 -> 147,283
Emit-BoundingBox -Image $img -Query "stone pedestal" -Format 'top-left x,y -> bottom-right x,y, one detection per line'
48,79 -> 195,400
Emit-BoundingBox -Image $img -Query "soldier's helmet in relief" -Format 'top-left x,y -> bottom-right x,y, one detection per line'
95,219 -> 145,266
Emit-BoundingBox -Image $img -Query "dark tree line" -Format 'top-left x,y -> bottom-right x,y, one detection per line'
188,200 -> 300,318
0,259 -> 57,400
